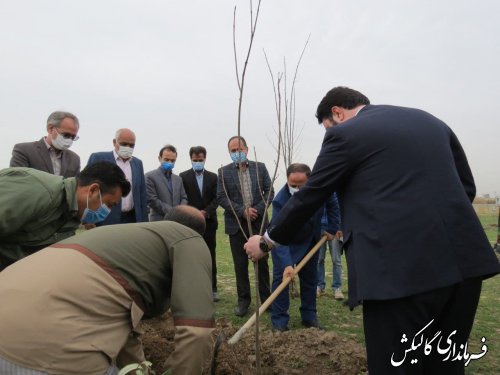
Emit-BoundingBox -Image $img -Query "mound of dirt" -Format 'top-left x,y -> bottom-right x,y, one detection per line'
142,314 -> 367,375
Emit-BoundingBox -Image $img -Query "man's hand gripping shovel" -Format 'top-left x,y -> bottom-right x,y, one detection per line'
209,235 -> 328,374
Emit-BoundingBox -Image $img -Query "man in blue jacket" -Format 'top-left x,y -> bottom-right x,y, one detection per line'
270,163 -> 337,331
87,128 -> 148,224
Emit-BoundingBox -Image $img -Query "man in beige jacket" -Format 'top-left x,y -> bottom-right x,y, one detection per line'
0,206 -> 214,375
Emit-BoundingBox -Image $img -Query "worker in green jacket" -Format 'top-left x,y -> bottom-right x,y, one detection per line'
0,206 -> 215,375
0,162 -> 130,271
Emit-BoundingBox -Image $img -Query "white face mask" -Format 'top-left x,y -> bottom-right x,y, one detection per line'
52,133 -> 73,150
288,185 -> 300,195
117,146 -> 134,159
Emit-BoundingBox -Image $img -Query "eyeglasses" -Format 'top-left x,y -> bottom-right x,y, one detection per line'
54,127 -> 79,141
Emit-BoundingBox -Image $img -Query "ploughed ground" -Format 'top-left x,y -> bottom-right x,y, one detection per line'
142,314 -> 367,375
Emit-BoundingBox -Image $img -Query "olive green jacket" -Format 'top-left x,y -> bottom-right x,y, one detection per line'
56,221 -> 215,322
0,221 -> 215,374
0,167 -> 80,269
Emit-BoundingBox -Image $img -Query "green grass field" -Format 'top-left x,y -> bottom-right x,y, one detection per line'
213,212 -> 499,374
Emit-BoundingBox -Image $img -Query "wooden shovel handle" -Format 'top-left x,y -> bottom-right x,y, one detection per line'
228,235 -> 328,344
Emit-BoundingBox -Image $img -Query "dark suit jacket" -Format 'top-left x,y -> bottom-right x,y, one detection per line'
179,168 -> 218,231
268,105 -> 499,306
87,151 -> 148,224
217,160 -> 274,236
10,138 -> 80,178
145,168 -> 187,221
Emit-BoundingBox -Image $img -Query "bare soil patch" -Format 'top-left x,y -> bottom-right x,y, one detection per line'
142,314 -> 367,375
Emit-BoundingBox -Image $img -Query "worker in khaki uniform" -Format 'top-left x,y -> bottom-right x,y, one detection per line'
0,206 -> 215,375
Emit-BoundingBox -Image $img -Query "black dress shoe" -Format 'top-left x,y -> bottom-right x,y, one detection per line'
234,305 -> 248,317
302,320 -> 325,330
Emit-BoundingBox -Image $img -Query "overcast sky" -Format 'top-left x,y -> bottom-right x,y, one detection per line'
1,0 -> 499,194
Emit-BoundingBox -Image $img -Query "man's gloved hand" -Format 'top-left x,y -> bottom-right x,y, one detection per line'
118,361 -> 156,375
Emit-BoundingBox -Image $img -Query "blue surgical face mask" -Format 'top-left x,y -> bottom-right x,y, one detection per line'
161,161 -> 175,171
230,151 -> 247,164
192,161 -> 205,172
81,189 -> 111,224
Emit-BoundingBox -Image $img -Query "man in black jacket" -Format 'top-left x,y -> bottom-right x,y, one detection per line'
245,87 -> 499,374
180,146 -> 220,301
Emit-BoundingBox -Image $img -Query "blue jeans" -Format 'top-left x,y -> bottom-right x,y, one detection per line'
317,238 -> 342,290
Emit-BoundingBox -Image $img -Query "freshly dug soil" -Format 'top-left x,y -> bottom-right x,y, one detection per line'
142,314 -> 367,375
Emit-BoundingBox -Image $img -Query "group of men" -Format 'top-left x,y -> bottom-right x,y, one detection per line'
0,113 -> 284,373
1,85 -> 498,374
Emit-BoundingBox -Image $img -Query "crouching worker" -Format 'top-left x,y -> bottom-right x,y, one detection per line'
0,205 -> 215,375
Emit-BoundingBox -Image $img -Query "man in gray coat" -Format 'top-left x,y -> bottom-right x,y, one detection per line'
10,111 -> 81,178
146,144 -> 187,221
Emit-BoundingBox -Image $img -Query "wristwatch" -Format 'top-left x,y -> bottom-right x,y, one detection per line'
259,237 -> 272,253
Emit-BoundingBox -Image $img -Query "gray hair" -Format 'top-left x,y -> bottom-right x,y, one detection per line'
46,111 -> 79,130
115,128 -> 135,139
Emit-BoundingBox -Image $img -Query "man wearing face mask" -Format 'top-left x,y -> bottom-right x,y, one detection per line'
87,128 -> 148,225
0,161 -> 130,271
180,146 -> 220,302
217,135 -> 274,316
10,111 -> 81,178
146,144 -> 188,221
270,163 -> 337,331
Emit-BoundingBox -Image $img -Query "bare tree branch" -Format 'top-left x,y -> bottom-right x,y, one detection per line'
232,1 -> 264,372
265,35 -> 310,173
233,7 -> 241,91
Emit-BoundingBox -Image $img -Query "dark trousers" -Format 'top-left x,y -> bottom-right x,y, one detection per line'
120,209 -> 136,224
271,242 -> 319,328
229,230 -> 270,308
363,277 -> 483,375
203,226 -> 217,292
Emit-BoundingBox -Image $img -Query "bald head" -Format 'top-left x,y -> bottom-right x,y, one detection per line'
164,206 -> 206,235
115,128 -> 135,140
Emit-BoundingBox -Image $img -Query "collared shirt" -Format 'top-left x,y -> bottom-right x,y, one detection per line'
44,137 -> 62,176
238,167 -> 253,207
163,170 -> 173,195
113,150 -> 134,212
354,105 -> 366,116
195,170 -> 204,194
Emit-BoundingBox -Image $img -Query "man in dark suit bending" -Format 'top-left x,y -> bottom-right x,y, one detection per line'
245,87 -> 499,374
180,146 -> 220,301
